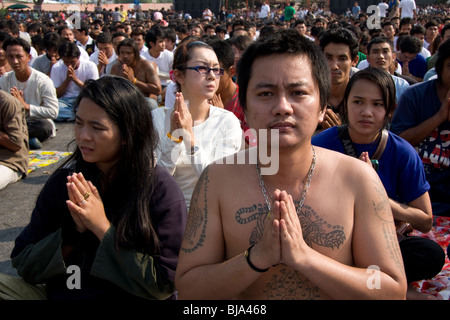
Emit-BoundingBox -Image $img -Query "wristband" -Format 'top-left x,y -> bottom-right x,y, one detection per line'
244,245 -> 269,273
167,132 -> 183,143
133,78 -> 137,84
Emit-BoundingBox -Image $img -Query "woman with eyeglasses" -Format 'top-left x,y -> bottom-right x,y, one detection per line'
152,39 -> 243,209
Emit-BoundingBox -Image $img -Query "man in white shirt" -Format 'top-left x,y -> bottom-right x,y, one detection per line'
74,22 -> 97,56
258,1 -> 270,20
88,32 -> 117,77
378,0 -> 389,17
51,41 -> 99,121
399,0 -> 416,19
365,36 -> 410,103
131,28 -> 148,55
57,25 -> 91,61
0,37 -> 58,149
143,26 -> 173,88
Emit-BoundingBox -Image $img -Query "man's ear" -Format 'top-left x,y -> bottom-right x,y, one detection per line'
351,55 -> 359,67
227,65 -> 237,78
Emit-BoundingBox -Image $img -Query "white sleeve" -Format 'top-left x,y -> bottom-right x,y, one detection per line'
28,76 -> 59,120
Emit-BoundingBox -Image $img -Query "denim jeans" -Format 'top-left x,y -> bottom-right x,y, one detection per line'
55,96 -> 77,122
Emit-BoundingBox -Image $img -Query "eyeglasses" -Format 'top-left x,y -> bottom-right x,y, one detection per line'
184,65 -> 224,77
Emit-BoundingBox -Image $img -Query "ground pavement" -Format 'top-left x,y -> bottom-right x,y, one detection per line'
0,122 -> 74,276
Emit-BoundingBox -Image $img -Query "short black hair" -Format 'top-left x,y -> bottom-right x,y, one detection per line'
76,22 -> 90,36
145,25 -> 165,48
237,28 -> 330,113
3,36 -> 30,54
207,38 -> 234,70
95,32 -> 112,45
319,27 -> 359,60
0,31 -> 12,44
42,32 -> 60,50
58,41 -> 81,58
367,36 -> 394,54
0,19 -> 19,36
399,35 -> 422,54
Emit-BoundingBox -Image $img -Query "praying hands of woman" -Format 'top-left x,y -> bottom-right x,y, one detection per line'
170,92 -> 196,147
65,172 -> 110,241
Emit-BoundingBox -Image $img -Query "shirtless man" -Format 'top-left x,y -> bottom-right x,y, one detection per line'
175,29 -> 407,300
110,38 -> 161,109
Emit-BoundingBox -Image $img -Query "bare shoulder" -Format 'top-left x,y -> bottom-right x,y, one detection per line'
314,146 -> 378,182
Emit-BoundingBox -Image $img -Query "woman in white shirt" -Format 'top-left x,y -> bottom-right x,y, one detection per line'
152,39 -> 242,209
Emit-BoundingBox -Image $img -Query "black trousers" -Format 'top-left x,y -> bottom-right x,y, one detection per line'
27,119 -> 53,142
399,236 -> 446,283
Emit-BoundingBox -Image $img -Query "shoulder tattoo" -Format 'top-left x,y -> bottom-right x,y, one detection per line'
181,167 -> 209,253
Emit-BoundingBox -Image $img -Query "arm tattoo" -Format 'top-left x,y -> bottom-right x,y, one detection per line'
181,167 -> 209,253
371,179 -> 405,275
235,203 -> 346,249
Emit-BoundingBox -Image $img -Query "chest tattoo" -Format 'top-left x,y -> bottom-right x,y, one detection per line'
236,203 -> 346,249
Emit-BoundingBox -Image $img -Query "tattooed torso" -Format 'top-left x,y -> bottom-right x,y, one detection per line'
233,202 -> 347,300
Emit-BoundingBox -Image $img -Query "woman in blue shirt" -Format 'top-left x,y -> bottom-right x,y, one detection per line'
313,67 -> 445,299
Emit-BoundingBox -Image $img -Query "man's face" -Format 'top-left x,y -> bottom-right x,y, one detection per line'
245,54 -> 325,149
323,43 -> 357,86
295,23 -> 307,36
412,33 -> 425,44
383,25 -> 395,40
132,34 -> 145,51
205,28 -> 216,36
112,36 -> 125,53
426,26 -> 439,41
73,29 -> 84,42
62,56 -> 80,70
367,42 -> 395,72
151,37 -> 165,52
46,47 -> 59,60
61,28 -> 74,42
118,45 -> 135,65
400,23 -> 412,34
189,27 -> 202,37
392,19 -> 400,30
6,45 -> 31,74
400,51 -> 417,63
97,42 -> 114,58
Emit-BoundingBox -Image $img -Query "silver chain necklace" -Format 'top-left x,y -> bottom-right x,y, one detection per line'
256,146 -> 316,217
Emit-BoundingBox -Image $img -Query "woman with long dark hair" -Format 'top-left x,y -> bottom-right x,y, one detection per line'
0,76 -> 187,300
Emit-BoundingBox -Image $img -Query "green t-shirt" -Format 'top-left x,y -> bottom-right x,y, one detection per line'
284,6 -> 296,21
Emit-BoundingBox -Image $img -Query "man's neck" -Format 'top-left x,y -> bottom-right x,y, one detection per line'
257,142 -> 315,190
218,81 -> 236,107
149,47 -> 161,58
15,67 -> 32,82
79,36 -> 88,46
329,83 -> 347,107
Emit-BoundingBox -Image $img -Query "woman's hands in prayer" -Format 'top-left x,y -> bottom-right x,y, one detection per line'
66,172 -> 110,241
